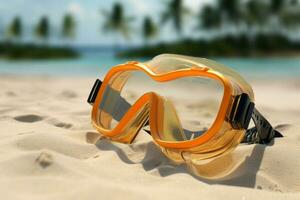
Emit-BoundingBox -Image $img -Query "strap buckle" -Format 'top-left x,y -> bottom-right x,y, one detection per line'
87,79 -> 102,105
228,93 -> 254,130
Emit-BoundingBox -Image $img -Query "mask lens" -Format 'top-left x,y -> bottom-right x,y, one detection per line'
95,70 -> 224,142
154,76 -> 224,141
95,70 -> 151,130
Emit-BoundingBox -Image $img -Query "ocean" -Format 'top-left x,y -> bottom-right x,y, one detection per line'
0,48 -> 300,79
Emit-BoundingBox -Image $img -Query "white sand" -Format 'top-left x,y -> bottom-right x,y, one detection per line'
0,75 -> 300,200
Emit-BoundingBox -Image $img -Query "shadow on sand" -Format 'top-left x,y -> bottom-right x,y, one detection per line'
86,131 -> 270,189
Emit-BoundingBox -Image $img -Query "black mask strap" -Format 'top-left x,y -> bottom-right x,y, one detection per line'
228,93 -> 283,144
242,107 -> 283,144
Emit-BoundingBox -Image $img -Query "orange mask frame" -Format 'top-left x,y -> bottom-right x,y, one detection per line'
91,61 -> 234,149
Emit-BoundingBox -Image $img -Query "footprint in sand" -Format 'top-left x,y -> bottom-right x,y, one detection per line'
47,118 -> 72,129
86,131 -> 102,144
14,114 -> 44,123
35,152 -> 53,168
60,90 -> 77,98
6,91 -> 16,97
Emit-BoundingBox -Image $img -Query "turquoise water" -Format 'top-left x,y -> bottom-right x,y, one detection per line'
0,50 -> 300,79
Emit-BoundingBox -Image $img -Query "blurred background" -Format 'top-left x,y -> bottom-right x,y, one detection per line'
0,0 -> 300,78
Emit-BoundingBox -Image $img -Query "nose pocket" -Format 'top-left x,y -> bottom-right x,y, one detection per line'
155,94 -> 186,141
112,99 -> 150,144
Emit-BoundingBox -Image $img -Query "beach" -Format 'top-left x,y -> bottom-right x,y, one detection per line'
0,75 -> 300,200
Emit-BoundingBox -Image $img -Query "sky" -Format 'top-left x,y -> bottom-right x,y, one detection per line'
0,0 -> 213,46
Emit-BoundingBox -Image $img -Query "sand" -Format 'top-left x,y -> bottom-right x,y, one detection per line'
0,75 -> 300,200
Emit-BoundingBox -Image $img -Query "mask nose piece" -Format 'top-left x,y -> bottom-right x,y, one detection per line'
148,92 -> 186,141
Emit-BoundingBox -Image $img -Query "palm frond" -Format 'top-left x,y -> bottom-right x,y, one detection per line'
100,3 -> 133,40
160,11 -> 171,24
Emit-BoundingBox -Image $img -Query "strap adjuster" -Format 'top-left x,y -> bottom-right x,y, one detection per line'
228,93 -> 254,130
87,79 -> 102,105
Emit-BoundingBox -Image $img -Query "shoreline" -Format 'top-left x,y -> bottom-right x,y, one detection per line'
0,42 -> 79,60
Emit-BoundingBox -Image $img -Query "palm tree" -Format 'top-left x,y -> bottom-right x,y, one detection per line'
8,16 -> 22,42
142,16 -> 157,44
35,16 -> 50,43
242,0 -> 270,52
270,0 -> 285,14
243,0 -> 270,31
161,0 -> 189,36
217,0 -> 241,25
102,2 -> 134,43
290,0 -> 298,5
62,14 -> 76,39
196,4 -> 221,39
278,2 -> 300,30
199,5 -> 221,31
0,19 -> 3,40
267,0 -> 286,34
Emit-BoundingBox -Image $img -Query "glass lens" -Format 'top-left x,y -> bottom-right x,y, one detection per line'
96,70 -> 224,142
